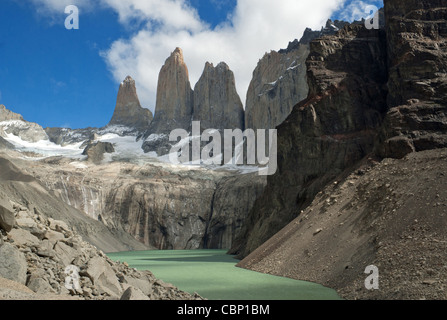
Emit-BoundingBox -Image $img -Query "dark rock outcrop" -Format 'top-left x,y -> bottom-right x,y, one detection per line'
108,76 -> 153,130
230,24 -> 389,258
375,0 -> 447,159
45,127 -> 97,146
297,19 -> 350,46
202,173 -> 267,249
193,62 -> 244,131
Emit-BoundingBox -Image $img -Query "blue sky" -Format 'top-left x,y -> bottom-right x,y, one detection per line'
0,0 -> 383,129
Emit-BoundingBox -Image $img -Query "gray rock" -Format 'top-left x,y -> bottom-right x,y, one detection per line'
85,256 -> 122,298
48,218 -> 70,233
8,228 -> 40,247
0,243 -> 28,284
54,241 -> 78,267
27,278 -> 56,294
43,230 -> 66,244
0,205 -> 15,233
37,239 -> 56,258
203,173 -> 267,249
120,286 -> 150,300
15,217 -> 37,229
123,274 -> 153,296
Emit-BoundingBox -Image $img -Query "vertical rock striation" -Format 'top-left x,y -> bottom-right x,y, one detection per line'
193,62 -> 244,131
142,47 -> 194,154
154,47 -> 194,131
245,20 -> 347,131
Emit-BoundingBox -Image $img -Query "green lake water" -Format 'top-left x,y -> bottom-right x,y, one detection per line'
107,249 -> 341,300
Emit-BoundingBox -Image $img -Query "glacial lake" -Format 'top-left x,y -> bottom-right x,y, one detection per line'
107,250 -> 341,300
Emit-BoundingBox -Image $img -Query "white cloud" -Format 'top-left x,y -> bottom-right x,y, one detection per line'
29,0 -> 347,111
337,0 -> 382,22
101,0 -> 346,111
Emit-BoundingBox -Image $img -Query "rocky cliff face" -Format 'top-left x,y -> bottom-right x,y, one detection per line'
230,24 -> 388,258
142,48 -> 194,154
193,62 -> 244,131
203,173 -> 266,249
245,45 -> 309,131
144,48 -> 193,133
108,76 -> 153,131
376,0 -> 447,159
245,20 -> 347,131
26,158 -> 266,250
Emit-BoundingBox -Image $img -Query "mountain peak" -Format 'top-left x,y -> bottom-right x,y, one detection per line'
108,76 -> 153,130
122,75 -> 135,85
0,104 -> 24,122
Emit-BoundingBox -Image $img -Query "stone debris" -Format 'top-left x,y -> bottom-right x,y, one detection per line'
0,202 -> 202,300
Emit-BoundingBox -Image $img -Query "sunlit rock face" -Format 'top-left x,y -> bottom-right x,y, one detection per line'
108,76 -> 153,131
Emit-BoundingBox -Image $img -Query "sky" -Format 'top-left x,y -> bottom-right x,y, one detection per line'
0,0 -> 383,129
